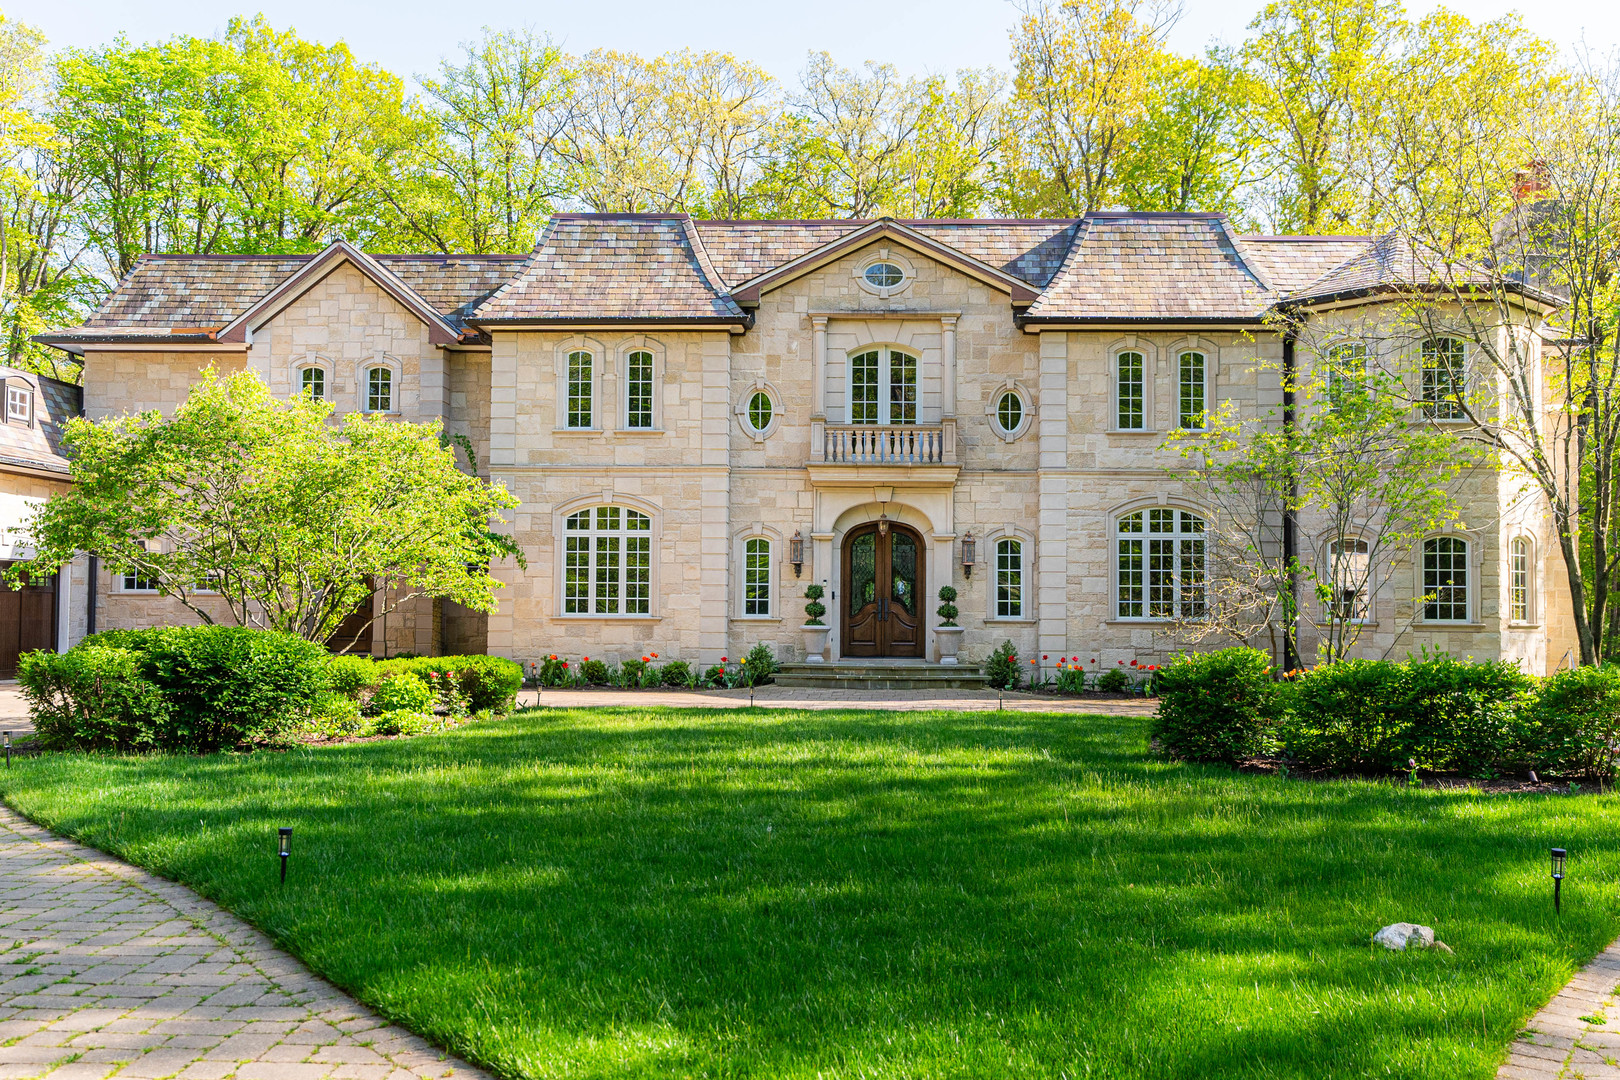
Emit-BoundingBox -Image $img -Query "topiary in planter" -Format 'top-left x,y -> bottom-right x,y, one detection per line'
803,584 -> 827,626
937,585 -> 959,626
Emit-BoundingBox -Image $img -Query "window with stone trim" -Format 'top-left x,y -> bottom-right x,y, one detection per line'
625,349 -> 654,429
1421,338 -> 1465,420
1116,351 -> 1145,430
743,537 -> 771,617
1324,341 -> 1367,407
1422,536 -> 1469,621
122,541 -> 157,593
1511,536 -> 1532,622
1325,537 -> 1371,621
566,351 -> 593,428
300,367 -> 325,400
995,538 -> 1024,619
1178,351 -> 1206,430
1116,508 -> 1205,619
563,506 -> 651,615
366,367 -> 392,412
848,346 -> 917,425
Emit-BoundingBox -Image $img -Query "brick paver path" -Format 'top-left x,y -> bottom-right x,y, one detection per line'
0,807 -> 489,1080
522,686 -> 1158,714
1500,937 -> 1620,1078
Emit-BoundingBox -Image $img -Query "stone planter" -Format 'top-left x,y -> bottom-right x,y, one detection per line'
936,625 -> 964,665
801,624 -> 830,663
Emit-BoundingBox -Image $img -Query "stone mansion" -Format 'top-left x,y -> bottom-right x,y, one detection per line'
34,212 -> 1574,673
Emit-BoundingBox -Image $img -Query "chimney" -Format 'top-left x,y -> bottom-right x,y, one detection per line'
1512,159 -> 1551,202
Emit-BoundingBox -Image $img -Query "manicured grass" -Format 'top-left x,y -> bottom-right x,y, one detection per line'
4,707 -> 1620,1079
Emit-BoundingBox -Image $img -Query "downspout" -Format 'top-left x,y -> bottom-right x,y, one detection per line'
86,555 -> 97,638
1281,333 -> 1300,672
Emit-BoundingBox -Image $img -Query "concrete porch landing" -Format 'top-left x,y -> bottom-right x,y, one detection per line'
773,660 -> 989,690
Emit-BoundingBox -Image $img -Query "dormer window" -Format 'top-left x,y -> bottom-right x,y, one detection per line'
863,262 -> 904,288
6,383 -> 31,426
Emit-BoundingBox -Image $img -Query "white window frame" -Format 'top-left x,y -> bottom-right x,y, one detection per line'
1176,350 -> 1207,431
1420,535 -> 1472,623
5,381 -> 33,426
1113,349 -> 1150,431
1509,535 -> 1534,624
984,380 -> 1034,442
846,345 -> 919,426
994,537 -> 1025,619
617,339 -> 664,432
364,366 -> 394,414
852,247 -> 915,298
743,537 -> 772,618
560,504 -> 655,618
120,541 -> 158,594
1114,507 -> 1206,621
1323,536 -> 1373,623
1420,337 -> 1467,422
552,338 -> 605,432
299,366 -> 327,400
735,380 -> 783,442
1323,340 -> 1368,408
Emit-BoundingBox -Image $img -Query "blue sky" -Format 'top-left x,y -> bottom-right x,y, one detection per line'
11,0 -> 1618,87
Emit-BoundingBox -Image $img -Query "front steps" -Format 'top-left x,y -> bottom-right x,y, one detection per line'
773,661 -> 989,690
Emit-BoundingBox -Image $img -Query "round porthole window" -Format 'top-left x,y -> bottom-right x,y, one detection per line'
748,391 -> 773,432
997,391 -> 1023,433
863,262 -> 904,288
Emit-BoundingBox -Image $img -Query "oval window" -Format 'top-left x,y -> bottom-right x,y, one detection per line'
748,391 -> 774,432
997,391 -> 1023,433
863,262 -> 904,288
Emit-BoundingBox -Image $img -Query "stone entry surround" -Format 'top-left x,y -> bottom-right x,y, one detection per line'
0,807 -> 489,1080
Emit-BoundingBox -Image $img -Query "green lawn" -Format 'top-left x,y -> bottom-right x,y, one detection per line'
3,707 -> 1618,1079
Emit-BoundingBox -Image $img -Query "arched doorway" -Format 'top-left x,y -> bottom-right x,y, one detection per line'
841,521 -> 925,658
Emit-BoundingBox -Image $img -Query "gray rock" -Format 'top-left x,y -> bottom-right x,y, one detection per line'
1373,923 -> 1452,953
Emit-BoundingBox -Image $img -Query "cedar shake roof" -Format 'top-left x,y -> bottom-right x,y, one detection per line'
471,215 -> 748,325
0,366 -> 81,477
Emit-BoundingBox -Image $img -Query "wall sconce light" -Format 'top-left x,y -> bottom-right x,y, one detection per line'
278,827 -> 293,884
961,532 -> 976,578
790,530 -> 804,577
1552,846 -> 1567,914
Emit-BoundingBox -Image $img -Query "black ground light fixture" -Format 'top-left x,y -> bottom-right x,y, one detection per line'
1552,847 -> 1567,914
278,827 -> 293,884
4,731 -> 9,768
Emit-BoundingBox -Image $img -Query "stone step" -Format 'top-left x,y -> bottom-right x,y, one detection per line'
773,663 -> 989,690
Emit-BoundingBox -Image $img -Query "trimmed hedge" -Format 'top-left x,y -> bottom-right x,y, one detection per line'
374,654 -> 523,713
19,627 -> 328,752
1152,648 -> 1275,765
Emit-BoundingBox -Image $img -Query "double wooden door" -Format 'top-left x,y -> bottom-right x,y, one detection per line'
0,564 -> 56,677
842,522 -> 924,658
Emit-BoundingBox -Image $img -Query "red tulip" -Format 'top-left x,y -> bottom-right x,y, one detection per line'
651,653 -> 659,659
1043,655 -> 1048,660
1118,659 -> 1125,665
721,656 -> 728,662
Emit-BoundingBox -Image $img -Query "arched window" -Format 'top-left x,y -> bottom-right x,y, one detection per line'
1325,537 -> 1370,620
563,506 -> 651,615
1116,351 -> 1146,430
1421,338 -> 1465,420
1422,537 -> 1469,621
848,346 -> 917,425
1117,508 -> 1205,619
1510,537 -> 1532,622
995,538 -> 1024,619
300,366 -> 325,400
1178,351 -> 1206,430
624,349 -> 654,429
566,350 -> 593,428
743,537 -> 771,617
365,366 -> 392,413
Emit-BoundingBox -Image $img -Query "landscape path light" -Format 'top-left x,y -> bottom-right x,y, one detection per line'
4,731 -> 9,768
1552,847 -> 1567,915
279,827 -> 293,884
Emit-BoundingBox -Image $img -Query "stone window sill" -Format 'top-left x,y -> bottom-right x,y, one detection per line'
555,614 -> 661,622
734,615 -> 783,623
985,617 -> 1037,625
1105,428 -> 1159,436
1415,621 -> 1485,630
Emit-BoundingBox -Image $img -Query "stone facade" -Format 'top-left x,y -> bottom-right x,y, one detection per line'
41,215 -> 1579,673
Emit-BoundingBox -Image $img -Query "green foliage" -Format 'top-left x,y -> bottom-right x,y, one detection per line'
370,672 -> 433,715
371,710 -> 441,737
326,655 -> 380,700
1277,659 -> 1409,772
803,584 -> 827,626
702,664 -> 726,688
619,658 -> 648,688
659,661 -> 693,687
1526,667 -> 1620,777
305,693 -> 365,738
580,659 -> 611,685
537,655 -> 571,687
1097,667 -> 1130,693
936,585 -> 959,626
1389,656 -> 1535,775
742,643 -> 778,686
984,640 -> 1021,690
1153,648 -> 1275,765
374,655 -> 523,713
17,646 -> 169,752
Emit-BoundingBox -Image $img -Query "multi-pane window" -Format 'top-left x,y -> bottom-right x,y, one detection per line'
848,346 -> 918,424
563,506 -> 651,615
300,367 -> 325,400
1116,351 -> 1145,430
566,351 -> 593,428
6,384 -> 31,424
1117,508 -> 1205,619
996,391 -> 1023,434
1422,537 -> 1469,621
995,538 -> 1023,618
1510,537 -> 1531,622
1178,351 -> 1206,429
748,391 -> 773,433
1421,338 -> 1465,420
1324,341 -> 1367,407
743,537 -> 771,616
366,367 -> 392,412
1326,537 -> 1371,620
122,542 -> 156,592
625,350 -> 654,429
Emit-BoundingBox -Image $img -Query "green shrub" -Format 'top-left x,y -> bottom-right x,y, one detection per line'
371,672 -> 433,714
580,659 -> 610,685
17,646 -> 169,752
371,709 -> 440,736
374,655 -> 523,712
1524,666 -> 1620,777
1278,659 -> 1408,773
1391,656 -> 1534,775
803,584 -> 827,626
985,641 -> 1021,690
1096,667 -> 1129,693
659,660 -> 693,687
327,655 -> 380,700
620,658 -> 648,687
702,664 -> 726,687
305,693 -> 364,738
1153,648 -> 1275,765
741,642 -> 778,686
936,586 -> 958,627
537,655 -> 570,687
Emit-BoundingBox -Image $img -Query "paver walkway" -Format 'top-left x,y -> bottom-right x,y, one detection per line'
520,685 -> 1158,714
1500,938 -> 1620,1078
0,807 -> 489,1080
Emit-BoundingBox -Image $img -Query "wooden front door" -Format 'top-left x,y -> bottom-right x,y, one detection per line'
0,563 -> 56,678
841,522 -> 924,658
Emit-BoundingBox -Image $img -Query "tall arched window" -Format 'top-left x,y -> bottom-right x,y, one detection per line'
1178,351 -> 1206,430
995,538 -> 1024,619
1421,338 -> 1465,420
1325,537 -> 1370,620
1510,537 -> 1532,622
300,367 -> 326,400
365,367 -> 392,413
563,506 -> 651,615
848,346 -> 917,425
1117,508 -> 1205,619
743,537 -> 771,617
625,349 -> 654,429
1116,351 -> 1146,430
566,350 -> 593,428
1422,537 -> 1469,621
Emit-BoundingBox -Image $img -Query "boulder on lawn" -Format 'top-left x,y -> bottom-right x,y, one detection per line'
1372,923 -> 1452,953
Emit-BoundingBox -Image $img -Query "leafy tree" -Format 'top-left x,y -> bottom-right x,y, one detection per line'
9,369 -> 523,648
1116,54 -> 1252,218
